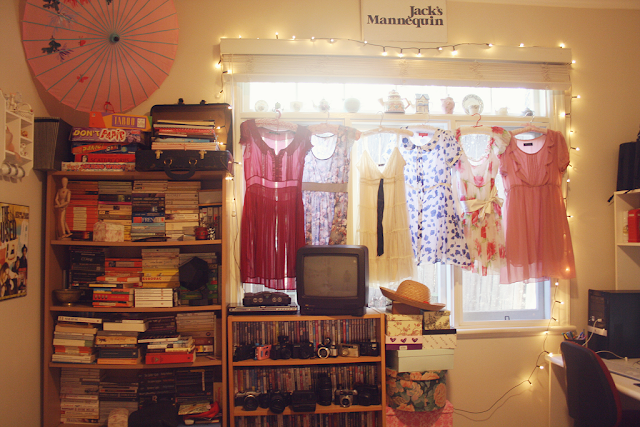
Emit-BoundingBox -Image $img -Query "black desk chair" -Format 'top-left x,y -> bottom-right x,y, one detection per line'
561,341 -> 640,427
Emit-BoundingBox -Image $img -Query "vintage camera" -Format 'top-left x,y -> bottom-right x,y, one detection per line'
233,344 -> 255,362
292,341 -> 315,359
316,338 -> 333,359
258,390 -> 291,414
354,383 -> 380,406
290,390 -> 317,412
255,344 -> 272,361
356,341 -> 380,357
338,343 -> 360,358
316,374 -> 333,406
234,391 -> 260,411
271,335 -> 293,360
334,389 -> 357,408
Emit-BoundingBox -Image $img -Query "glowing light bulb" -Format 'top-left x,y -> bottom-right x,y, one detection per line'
364,40 -> 368,44
555,281 -> 559,286
398,49 -> 404,57
567,178 -> 571,183
311,37 -> 315,41
539,365 -> 545,370
573,95 -> 581,99
438,46 -> 443,51
519,43 -> 525,47
417,49 -> 422,57
560,43 -> 565,48
275,32 -> 279,39
329,38 -> 335,43
382,47 -> 388,56
549,353 -> 554,357
488,43 -> 493,47
292,35 -> 296,40
452,46 -> 458,55
572,60 -> 576,64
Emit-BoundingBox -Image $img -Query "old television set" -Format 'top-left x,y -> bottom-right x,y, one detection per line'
587,289 -> 640,358
296,245 -> 369,316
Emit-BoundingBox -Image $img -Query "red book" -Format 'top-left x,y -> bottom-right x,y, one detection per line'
96,274 -> 142,282
145,350 -> 196,364
75,153 -> 136,162
93,294 -> 134,302
628,209 -> 640,243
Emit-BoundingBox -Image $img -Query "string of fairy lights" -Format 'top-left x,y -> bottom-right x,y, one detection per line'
218,34 -> 581,419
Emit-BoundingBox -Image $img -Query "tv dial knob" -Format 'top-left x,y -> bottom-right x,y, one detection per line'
277,297 -> 282,302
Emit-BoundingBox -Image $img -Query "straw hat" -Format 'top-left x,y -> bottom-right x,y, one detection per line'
380,280 -> 445,311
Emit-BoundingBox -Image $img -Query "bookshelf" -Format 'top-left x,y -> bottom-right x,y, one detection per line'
227,311 -> 387,427
613,189 -> 640,290
1,89 -> 34,178
42,170 -> 229,427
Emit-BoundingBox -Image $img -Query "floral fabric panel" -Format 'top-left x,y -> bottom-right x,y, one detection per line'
399,129 -> 470,267
302,127 -> 357,245
454,126 -> 510,276
386,368 -> 447,412
385,401 -> 454,427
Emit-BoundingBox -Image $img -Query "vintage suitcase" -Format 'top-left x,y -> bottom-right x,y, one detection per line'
135,102 -> 233,179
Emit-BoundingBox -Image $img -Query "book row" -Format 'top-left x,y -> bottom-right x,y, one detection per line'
234,412 -> 380,427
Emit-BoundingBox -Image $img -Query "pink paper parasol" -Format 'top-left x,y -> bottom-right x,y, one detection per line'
22,0 -> 179,113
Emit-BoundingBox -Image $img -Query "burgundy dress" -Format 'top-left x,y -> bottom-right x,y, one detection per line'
240,119 -> 312,290
499,130 -> 576,284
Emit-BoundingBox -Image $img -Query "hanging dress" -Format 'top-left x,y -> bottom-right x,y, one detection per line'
240,119 -> 312,290
499,129 -> 576,284
302,126 -> 358,245
400,129 -> 470,267
454,126 -> 511,275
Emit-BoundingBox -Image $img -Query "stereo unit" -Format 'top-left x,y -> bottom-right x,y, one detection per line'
587,289 -> 640,358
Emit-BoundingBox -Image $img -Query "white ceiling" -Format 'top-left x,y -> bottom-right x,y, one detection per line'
450,0 -> 640,9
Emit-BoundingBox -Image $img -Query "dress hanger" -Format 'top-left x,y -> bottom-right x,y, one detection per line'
457,114 -> 499,137
408,112 -> 440,133
511,115 -> 548,137
255,110 -> 298,132
360,112 -> 414,137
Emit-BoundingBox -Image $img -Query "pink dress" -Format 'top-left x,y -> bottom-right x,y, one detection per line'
240,120 -> 312,290
499,130 -> 576,284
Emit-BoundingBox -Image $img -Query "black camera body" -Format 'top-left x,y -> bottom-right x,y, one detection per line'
292,341 -> 315,359
258,390 -> 291,414
271,335 -> 293,360
235,391 -> 260,411
291,390 -> 317,412
357,341 -> 380,357
316,374 -> 333,406
354,383 -> 380,406
233,344 -> 255,362
335,389 -> 357,408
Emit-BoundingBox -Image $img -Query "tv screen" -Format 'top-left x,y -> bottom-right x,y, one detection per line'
296,245 -> 368,316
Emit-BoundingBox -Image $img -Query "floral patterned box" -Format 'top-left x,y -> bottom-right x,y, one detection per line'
386,314 -> 423,336
93,220 -> 124,242
387,348 -> 454,372
385,401 -> 453,426
423,310 -> 451,330
386,368 -> 447,413
423,329 -> 457,349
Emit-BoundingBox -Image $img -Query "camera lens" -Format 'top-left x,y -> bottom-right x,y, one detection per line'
317,347 -> 329,359
281,347 -> 292,359
243,394 -> 259,411
340,396 -> 351,408
269,394 -> 287,414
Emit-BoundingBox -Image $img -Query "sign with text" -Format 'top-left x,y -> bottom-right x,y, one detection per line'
362,0 -> 447,43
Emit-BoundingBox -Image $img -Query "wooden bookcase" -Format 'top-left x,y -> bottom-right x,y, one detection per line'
613,189 -> 640,290
227,311 -> 387,427
42,170 -> 229,427
1,89 -> 34,178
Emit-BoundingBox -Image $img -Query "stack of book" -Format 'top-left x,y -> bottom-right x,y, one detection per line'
94,330 -> 139,365
143,336 -> 196,364
175,367 -> 214,405
138,370 -> 176,408
178,253 -> 219,305
165,181 -> 201,241
131,180 -> 167,241
176,312 -> 216,357
135,288 -> 176,308
144,314 -> 177,336
69,246 -> 107,290
100,257 -> 143,284
63,127 -> 143,172
65,180 -> 99,241
141,248 -> 180,288
151,119 -> 219,151
52,315 -> 101,364
59,368 -> 102,425
92,287 -> 134,308
98,380 -> 139,426
98,181 -> 132,241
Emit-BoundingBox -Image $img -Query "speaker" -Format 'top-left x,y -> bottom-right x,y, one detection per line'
34,118 -> 72,171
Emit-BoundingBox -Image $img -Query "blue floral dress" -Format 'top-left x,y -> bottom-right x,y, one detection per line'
400,129 -> 470,267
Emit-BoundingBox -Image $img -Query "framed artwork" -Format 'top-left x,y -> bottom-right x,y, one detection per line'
0,203 -> 29,302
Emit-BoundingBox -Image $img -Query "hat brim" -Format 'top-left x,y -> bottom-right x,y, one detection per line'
380,286 -> 445,311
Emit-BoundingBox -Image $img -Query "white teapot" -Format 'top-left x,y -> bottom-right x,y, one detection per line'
312,99 -> 331,113
379,90 -> 410,113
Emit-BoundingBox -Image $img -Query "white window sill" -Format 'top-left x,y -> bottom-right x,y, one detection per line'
456,324 -> 576,339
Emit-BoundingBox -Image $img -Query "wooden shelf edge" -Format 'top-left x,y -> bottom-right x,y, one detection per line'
50,304 -> 222,312
51,239 -> 222,246
49,358 -> 222,369
233,403 -> 384,416
231,356 -> 382,367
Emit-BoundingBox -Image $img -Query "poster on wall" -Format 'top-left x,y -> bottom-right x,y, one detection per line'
0,203 -> 29,302
362,0 -> 448,43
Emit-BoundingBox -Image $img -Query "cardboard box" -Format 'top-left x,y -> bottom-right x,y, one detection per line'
423,329 -> 457,349
423,310 -> 451,330
89,112 -> 151,131
386,368 -> 448,413
386,313 -> 423,336
386,401 -> 453,426
387,348 -> 454,372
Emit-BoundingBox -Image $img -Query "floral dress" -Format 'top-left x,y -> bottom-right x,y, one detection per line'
454,126 -> 511,275
400,129 -> 470,267
302,126 -> 358,245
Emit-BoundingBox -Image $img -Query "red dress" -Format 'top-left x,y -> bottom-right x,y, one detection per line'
499,130 -> 576,284
240,120 -> 312,290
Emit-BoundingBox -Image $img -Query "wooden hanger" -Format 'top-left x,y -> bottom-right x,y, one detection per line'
255,110 -> 298,132
407,112 -> 440,134
361,112 -> 414,137
511,116 -> 548,137
308,122 -> 362,140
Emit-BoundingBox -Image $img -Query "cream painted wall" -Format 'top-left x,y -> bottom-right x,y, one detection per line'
2,0 -> 640,425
